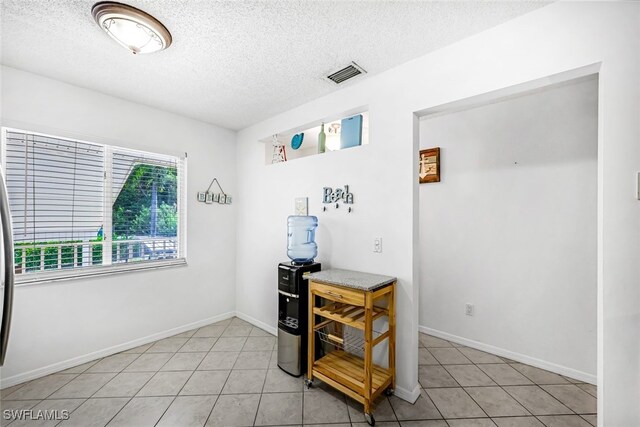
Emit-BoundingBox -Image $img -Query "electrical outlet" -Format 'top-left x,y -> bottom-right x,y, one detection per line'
465,303 -> 474,316
373,237 -> 382,253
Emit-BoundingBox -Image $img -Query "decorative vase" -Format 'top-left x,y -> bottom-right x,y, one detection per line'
317,123 -> 326,154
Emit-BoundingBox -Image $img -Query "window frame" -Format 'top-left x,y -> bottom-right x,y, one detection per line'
1,127 -> 188,286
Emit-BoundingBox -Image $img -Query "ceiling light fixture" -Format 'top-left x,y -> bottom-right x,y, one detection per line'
92,2 -> 172,54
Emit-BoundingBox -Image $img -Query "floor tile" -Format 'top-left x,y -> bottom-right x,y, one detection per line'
492,417 -> 544,427
193,324 -> 227,338
0,383 -> 27,399
9,398 -> 85,427
503,386 -> 572,415
180,370 -> 230,395
419,348 -> 440,365
540,384 -> 597,414
269,351 -> 278,368
124,353 -> 172,372
429,348 -> 472,365
50,373 -> 116,399
198,351 -> 240,370
0,399 -> 41,416
121,343 -> 153,354
303,387 -> 350,424
446,419 -> 497,427
93,372 -> 154,397
576,383 -> 597,398
172,329 -> 197,339
477,364 -> 533,386
458,347 -> 504,364
4,374 -> 77,400
426,388 -> 485,418
60,360 -> 100,374
206,393 -> 260,427
250,327 -> 272,337
399,422 -> 448,427
229,317 -> 252,327
419,334 -> 452,348
233,351 -> 272,370
419,365 -> 459,388
136,371 -> 191,396
255,392 -> 302,425
212,337 -> 248,352
146,337 -> 189,353
222,369 -> 267,394
353,423 -> 400,427
263,368 -> 304,393
445,365 -> 496,387
179,337 -> 217,353
160,352 -> 206,371
86,354 -> 139,373
510,364 -> 569,385
222,325 -> 253,337
348,395 -> 397,422
537,415 -> 593,427
581,414 -> 597,426
389,389 -> 442,420
156,395 -> 217,427
106,396 -> 173,426
59,397 -> 129,427
242,336 -> 277,351
465,386 -> 530,417
561,375 -> 584,384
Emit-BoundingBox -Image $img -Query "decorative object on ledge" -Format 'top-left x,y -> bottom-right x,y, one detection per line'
272,134 -> 287,163
322,185 -> 354,213
419,147 -> 440,183
291,133 -> 305,150
317,123 -> 326,154
197,177 -> 232,205
340,114 -> 363,149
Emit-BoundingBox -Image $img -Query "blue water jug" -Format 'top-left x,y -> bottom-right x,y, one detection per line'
287,215 -> 318,264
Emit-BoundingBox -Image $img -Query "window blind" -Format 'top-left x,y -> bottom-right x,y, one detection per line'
1,128 -> 186,282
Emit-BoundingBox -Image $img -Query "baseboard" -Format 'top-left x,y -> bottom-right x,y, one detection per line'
394,383 -> 421,403
0,311 -> 235,389
234,311 -> 277,336
419,325 -> 596,385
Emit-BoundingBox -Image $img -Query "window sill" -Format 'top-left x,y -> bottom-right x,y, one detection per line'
14,258 -> 188,287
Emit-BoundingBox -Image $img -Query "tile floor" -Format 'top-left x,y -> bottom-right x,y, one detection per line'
0,317 -> 597,427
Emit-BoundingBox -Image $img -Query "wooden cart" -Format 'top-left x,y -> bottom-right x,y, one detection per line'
305,271 -> 396,426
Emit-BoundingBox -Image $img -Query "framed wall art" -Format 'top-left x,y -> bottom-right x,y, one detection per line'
419,147 -> 440,183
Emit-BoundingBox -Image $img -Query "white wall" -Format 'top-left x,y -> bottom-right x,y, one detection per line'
419,77 -> 597,380
0,66 -> 237,385
236,2 -> 639,425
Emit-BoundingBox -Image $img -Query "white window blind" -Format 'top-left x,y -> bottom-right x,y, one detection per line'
1,128 -> 186,284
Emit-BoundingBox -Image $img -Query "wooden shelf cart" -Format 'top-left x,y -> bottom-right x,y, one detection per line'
305,272 -> 396,426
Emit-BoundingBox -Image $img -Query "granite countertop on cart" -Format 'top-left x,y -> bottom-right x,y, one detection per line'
304,269 -> 396,291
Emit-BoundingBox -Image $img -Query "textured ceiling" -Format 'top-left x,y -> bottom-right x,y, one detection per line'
1,1 -> 549,130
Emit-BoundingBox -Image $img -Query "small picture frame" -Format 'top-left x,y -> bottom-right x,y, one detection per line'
225,196 -> 232,204
205,192 -> 213,204
213,193 -> 220,202
218,194 -> 226,204
419,147 -> 440,183
197,192 -> 206,202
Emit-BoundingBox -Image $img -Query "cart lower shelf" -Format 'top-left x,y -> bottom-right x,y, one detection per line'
311,350 -> 392,403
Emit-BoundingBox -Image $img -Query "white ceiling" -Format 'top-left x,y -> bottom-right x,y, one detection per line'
1,1 -> 549,130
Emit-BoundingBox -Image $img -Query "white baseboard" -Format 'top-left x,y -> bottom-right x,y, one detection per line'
394,383 -> 421,403
234,311 -> 277,336
419,325 -> 596,385
0,311 -> 235,389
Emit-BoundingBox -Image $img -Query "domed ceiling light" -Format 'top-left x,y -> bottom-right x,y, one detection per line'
92,2 -> 172,54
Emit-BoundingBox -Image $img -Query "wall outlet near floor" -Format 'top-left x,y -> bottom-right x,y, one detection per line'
373,237 -> 382,253
465,303 -> 474,316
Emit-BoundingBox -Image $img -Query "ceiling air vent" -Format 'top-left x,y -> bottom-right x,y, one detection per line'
326,62 -> 367,84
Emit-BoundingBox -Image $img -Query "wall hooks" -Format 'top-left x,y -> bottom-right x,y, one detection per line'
321,185 -> 354,213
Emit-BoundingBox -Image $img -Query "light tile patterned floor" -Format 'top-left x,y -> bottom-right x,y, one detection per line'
0,318 -> 597,426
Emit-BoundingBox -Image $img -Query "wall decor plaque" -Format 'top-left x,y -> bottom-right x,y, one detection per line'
419,147 -> 440,183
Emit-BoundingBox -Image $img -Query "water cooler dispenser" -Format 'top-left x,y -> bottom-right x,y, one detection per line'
277,216 -> 321,376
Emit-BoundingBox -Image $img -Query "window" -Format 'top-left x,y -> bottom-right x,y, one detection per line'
1,128 -> 186,284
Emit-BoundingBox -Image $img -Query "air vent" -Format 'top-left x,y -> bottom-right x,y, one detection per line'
327,62 -> 367,84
